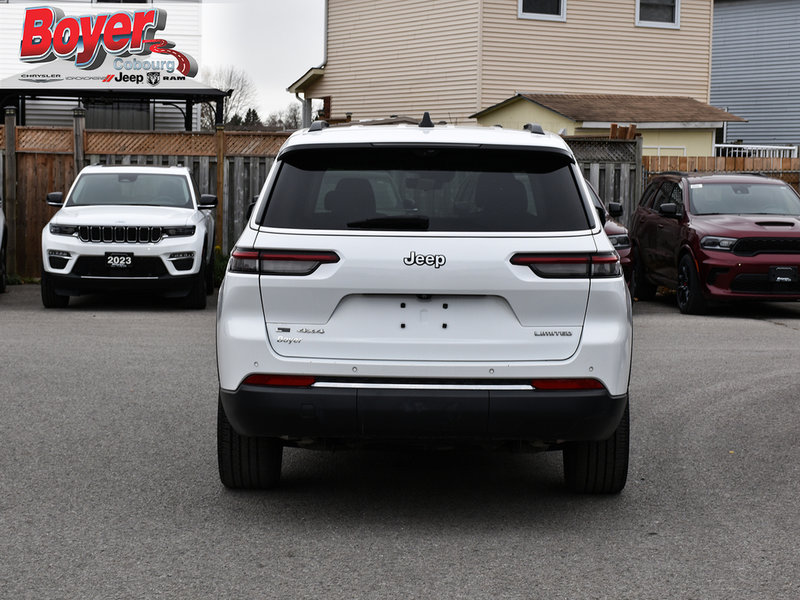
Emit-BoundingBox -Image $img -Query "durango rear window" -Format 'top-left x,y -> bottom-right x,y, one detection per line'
261,146 -> 591,232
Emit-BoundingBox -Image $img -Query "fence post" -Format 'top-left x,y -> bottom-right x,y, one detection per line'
3,106 -> 17,277
633,136 -> 643,228
72,108 -> 85,175
215,125 -> 225,252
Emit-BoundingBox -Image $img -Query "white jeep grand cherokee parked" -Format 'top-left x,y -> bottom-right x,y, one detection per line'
216,118 -> 633,494
41,165 -> 217,309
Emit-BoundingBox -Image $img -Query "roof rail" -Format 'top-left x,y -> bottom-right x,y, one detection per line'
308,120 -> 330,132
659,171 -> 687,176
523,123 -> 544,135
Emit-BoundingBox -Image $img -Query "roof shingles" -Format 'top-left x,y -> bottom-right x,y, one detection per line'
481,93 -> 745,123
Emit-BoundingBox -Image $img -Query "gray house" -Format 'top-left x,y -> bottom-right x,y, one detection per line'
712,0 -> 800,148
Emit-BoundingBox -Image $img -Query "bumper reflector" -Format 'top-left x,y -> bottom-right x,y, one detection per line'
530,378 -> 606,390
243,374 -> 317,387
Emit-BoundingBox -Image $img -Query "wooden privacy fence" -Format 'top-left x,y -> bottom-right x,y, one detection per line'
643,155 -> 800,191
1,108 -> 289,278
566,137 -> 643,229
7,119 -> 799,279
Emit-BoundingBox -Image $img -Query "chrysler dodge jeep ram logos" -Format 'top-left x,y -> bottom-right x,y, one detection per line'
19,6 -> 198,77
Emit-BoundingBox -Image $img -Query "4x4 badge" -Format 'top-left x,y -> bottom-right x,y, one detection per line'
403,251 -> 446,268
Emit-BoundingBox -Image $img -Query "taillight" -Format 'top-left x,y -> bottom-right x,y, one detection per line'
229,248 -> 339,275
530,378 -> 606,390
243,374 -> 316,387
510,252 -> 621,278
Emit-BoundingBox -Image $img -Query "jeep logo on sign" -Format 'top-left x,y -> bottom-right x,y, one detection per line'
403,251 -> 446,268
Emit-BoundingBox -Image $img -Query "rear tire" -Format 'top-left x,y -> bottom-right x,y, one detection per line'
676,254 -> 707,315
563,402 -> 629,494
631,247 -> 656,301
41,271 -> 69,308
217,396 -> 283,490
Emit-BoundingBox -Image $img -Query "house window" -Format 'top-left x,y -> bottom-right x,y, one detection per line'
518,0 -> 567,22
637,0 -> 680,29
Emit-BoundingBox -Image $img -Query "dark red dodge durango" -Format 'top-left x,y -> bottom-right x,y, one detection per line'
631,173 -> 800,313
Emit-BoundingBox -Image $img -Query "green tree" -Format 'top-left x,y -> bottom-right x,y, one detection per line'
243,108 -> 264,129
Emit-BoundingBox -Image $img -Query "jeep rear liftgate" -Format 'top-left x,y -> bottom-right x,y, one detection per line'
250,235 -> 596,362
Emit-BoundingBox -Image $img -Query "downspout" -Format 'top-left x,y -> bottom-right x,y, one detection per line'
296,92 -> 312,128
476,0 -> 483,120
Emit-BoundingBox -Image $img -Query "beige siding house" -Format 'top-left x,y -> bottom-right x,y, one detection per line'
472,93 -> 744,156
290,0 -> 715,124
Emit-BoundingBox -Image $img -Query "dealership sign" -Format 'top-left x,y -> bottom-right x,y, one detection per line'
19,6 -> 197,77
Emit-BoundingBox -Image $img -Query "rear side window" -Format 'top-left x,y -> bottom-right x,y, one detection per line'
261,146 -> 590,232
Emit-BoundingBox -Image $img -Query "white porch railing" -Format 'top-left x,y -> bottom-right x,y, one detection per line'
714,144 -> 798,158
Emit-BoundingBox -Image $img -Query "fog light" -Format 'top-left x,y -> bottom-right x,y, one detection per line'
169,252 -> 195,271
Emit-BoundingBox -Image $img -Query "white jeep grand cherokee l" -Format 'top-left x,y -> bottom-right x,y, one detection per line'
41,165 -> 217,309
216,118 -> 633,494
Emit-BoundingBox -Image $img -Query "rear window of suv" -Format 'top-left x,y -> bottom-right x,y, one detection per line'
261,146 -> 591,232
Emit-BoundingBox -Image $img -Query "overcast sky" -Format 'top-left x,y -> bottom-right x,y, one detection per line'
200,0 -> 325,119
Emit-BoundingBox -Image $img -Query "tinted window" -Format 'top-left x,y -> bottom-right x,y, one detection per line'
653,181 -> 683,214
67,173 -> 193,208
690,182 -> 800,216
262,147 -> 590,232
640,182 -> 661,209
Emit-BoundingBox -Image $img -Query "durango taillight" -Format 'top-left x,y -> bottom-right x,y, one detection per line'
510,252 -> 621,278
229,248 -> 339,275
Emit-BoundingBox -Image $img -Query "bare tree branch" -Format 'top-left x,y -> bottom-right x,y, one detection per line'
197,65 -> 258,130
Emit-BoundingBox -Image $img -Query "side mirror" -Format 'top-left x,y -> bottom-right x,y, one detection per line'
46,192 -> 64,207
659,203 -> 679,218
607,202 -> 623,218
198,194 -> 218,209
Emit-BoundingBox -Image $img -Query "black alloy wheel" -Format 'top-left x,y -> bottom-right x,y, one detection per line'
676,254 -> 707,315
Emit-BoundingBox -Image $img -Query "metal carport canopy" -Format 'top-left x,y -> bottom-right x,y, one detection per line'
0,60 -> 231,131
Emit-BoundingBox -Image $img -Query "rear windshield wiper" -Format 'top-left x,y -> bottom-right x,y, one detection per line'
347,216 -> 430,230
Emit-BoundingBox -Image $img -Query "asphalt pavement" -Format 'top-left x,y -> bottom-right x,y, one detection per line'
1,284 -> 799,599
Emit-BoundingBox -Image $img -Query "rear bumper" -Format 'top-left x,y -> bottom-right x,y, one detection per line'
220,384 -> 628,443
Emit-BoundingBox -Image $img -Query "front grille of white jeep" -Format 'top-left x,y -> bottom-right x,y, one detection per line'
78,226 -> 163,244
